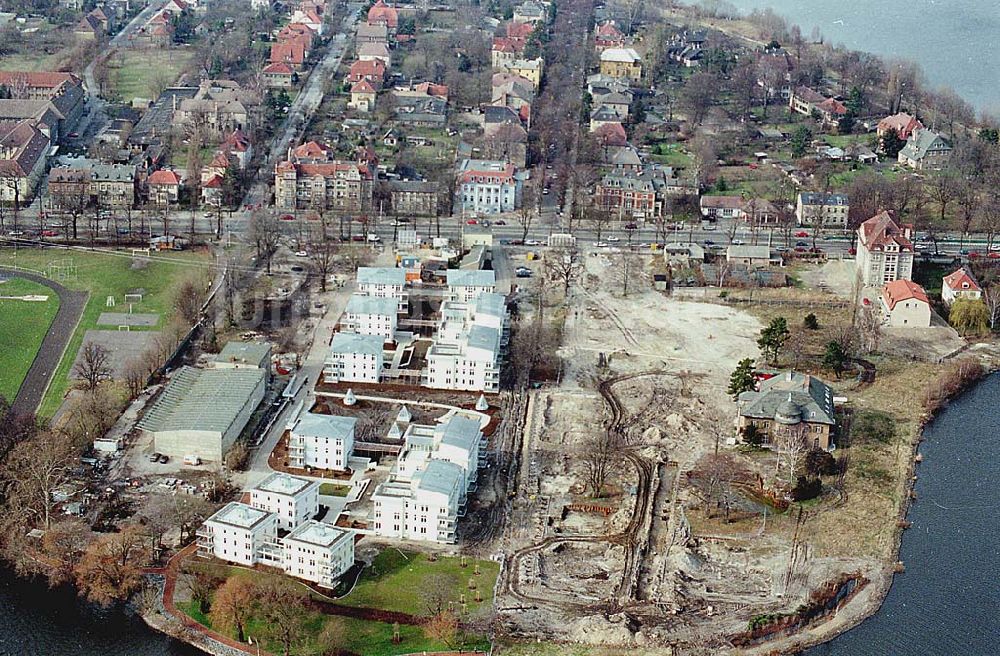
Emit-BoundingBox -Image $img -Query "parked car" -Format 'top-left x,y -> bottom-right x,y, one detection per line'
41,230 -> 59,237
795,241 -> 808,247
158,454 -> 169,464
515,267 -> 533,277
294,250 -> 308,257
149,453 -> 162,463
279,214 -> 295,221
494,219 -> 506,225
525,239 -> 543,246
607,236 -> 620,242
593,241 -> 609,248
625,222 -> 638,230
732,239 -> 744,245
795,231 -> 809,238
466,219 -> 478,225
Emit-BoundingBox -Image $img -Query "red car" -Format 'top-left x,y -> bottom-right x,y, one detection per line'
41,230 -> 59,237
466,219 -> 478,225
279,214 -> 295,221
795,231 -> 809,238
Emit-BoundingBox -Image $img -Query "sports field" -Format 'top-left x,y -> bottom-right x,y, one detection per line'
0,277 -> 60,402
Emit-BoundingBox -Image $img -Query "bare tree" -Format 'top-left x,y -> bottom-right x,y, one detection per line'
687,452 -> 750,521
544,246 -> 581,294
210,576 -> 257,642
1,430 -> 75,530
72,342 -> 112,391
247,210 -> 281,274
984,285 -> 1000,331
75,524 -> 151,606
257,579 -> 308,656
309,223 -> 337,292
856,303 -> 882,354
174,277 -> 206,326
774,424 -> 809,481
580,429 -> 621,498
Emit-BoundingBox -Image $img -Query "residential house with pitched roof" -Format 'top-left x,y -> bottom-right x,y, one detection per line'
856,210 -> 914,287
513,0 -> 546,24
457,159 -> 524,214
737,370 -> 837,450
172,80 -> 251,137
357,42 -> 391,67
367,0 -> 398,32
596,166 -> 679,220
877,112 -> 923,141
356,22 -> 388,46
880,279 -> 931,327
349,80 -> 377,112
147,168 -> 182,204
0,120 -> 50,204
389,179 -> 438,216
796,192 -> 850,228
594,21 -> 625,51
898,129 -> 951,170
600,48 -> 642,81
345,59 -> 386,86
269,41 -> 306,68
324,332 -> 385,383
942,267 -> 982,306
789,86 -> 847,123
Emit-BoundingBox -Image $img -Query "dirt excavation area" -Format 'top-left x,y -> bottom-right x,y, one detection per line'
493,252 -> 882,654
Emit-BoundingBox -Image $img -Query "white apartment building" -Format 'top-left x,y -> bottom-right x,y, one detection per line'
356,267 -> 408,311
281,521 -> 355,588
371,459 -> 464,543
250,472 -> 320,531
457,159 -> 524,214
197,502 -> 279,566
424,294 -> 507,393
446,269 -> 497,303
343,293 -> 398,341
288,412 -> 357,471
394,414 -> 485,493
856,211 -> 914,287
324,332 -> 385,383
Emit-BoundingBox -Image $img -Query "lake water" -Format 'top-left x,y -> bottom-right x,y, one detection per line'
0,571 -> 201,656
703,0 -> 1000,113
805,374 -> 1000,655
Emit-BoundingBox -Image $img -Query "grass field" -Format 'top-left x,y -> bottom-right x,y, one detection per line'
338,549 -> 499,615
109,49 -> 196,101
0,277 -> 60,401
0,248 -> 212,417
179,549 -> 497,656
318,483 -> 351,496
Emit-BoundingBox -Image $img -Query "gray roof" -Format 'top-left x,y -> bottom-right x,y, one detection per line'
438,414 -> 482,450
284,520 -> 352,548
218,341 -> 271,366
89,163 -> 136,182
447,269 -> 496,288
739,371 -> 835,425
900,129 -> 951,160
356,22 -> 387,38
330,331 -> 385,356
208,502 -> 272,529
294,411 -> 357,440
357,266 -> 405,286
467,324 -> 500,354
346,293 -> 397,316
415,459 -> 463,495
390,179 -> 438,193
255,472 -> 317,497
474,292 -> 507,318
799,192 -> 849,206
138,366 -> 264,434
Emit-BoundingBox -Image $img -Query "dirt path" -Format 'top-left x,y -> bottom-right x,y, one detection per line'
1,267 -> 88,417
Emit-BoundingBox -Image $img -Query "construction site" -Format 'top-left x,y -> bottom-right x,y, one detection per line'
472,251 -> 882,654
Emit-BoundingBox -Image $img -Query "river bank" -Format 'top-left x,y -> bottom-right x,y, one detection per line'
742,357 -> 995,655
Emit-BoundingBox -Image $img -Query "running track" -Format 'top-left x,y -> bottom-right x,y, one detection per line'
0,267 -> 88,417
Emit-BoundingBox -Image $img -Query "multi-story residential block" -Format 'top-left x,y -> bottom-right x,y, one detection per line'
343,293 -> 398,341
796,192 -> 850,228
288,412 -> 357,471
596,167 -> 675,220
0,120 -> 50,204
446,269 -> 497,303
788,86 -> 847,123
372,459 -> 464,543
172,80 -> 251,137
457,159 -> 525,214
274,141 -> 375,211
425,293 -> 507,393
856,211 -> 914,287
250,472 -> 320,531
281,521 -> 355,588
324,332 -> 385,384
599,48 -> 642,81
197,502 -> 279,566
356,267 -> 408,311
389,179 -> 438,216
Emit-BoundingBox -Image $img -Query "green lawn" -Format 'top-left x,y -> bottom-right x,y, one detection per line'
319,483 -> 351,496
339,549 -> 499,616
0,248 -> 212,417
648,143 -> 693,169
0,277 -> 60,401
109,49 -> 196,101
178,556 -> 492,656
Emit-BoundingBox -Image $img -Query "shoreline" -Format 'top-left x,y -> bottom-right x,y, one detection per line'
743,361 -> 995,654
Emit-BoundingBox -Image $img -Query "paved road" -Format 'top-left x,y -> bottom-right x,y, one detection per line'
0,267 -> 88,417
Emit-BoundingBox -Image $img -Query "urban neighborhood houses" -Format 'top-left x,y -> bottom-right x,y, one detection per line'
856,211 -> 915,287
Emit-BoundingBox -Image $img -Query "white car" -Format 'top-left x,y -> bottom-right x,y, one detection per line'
607,236 -> 621,242
593,241 -> 609,248
294,250 -> 308,257
732,239 -> 744,245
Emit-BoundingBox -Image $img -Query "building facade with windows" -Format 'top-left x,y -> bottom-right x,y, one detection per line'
343,293 -> 398,341
274,141 -> 375,211
197,502 -> 279,566
356,266 -> 408,311
856,211 -> 914,287
288,411 -> 357,471
457,159 -> 524,214
371,459 -> 464,543
281,521 -> 355,588
249,472 -> 320,531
